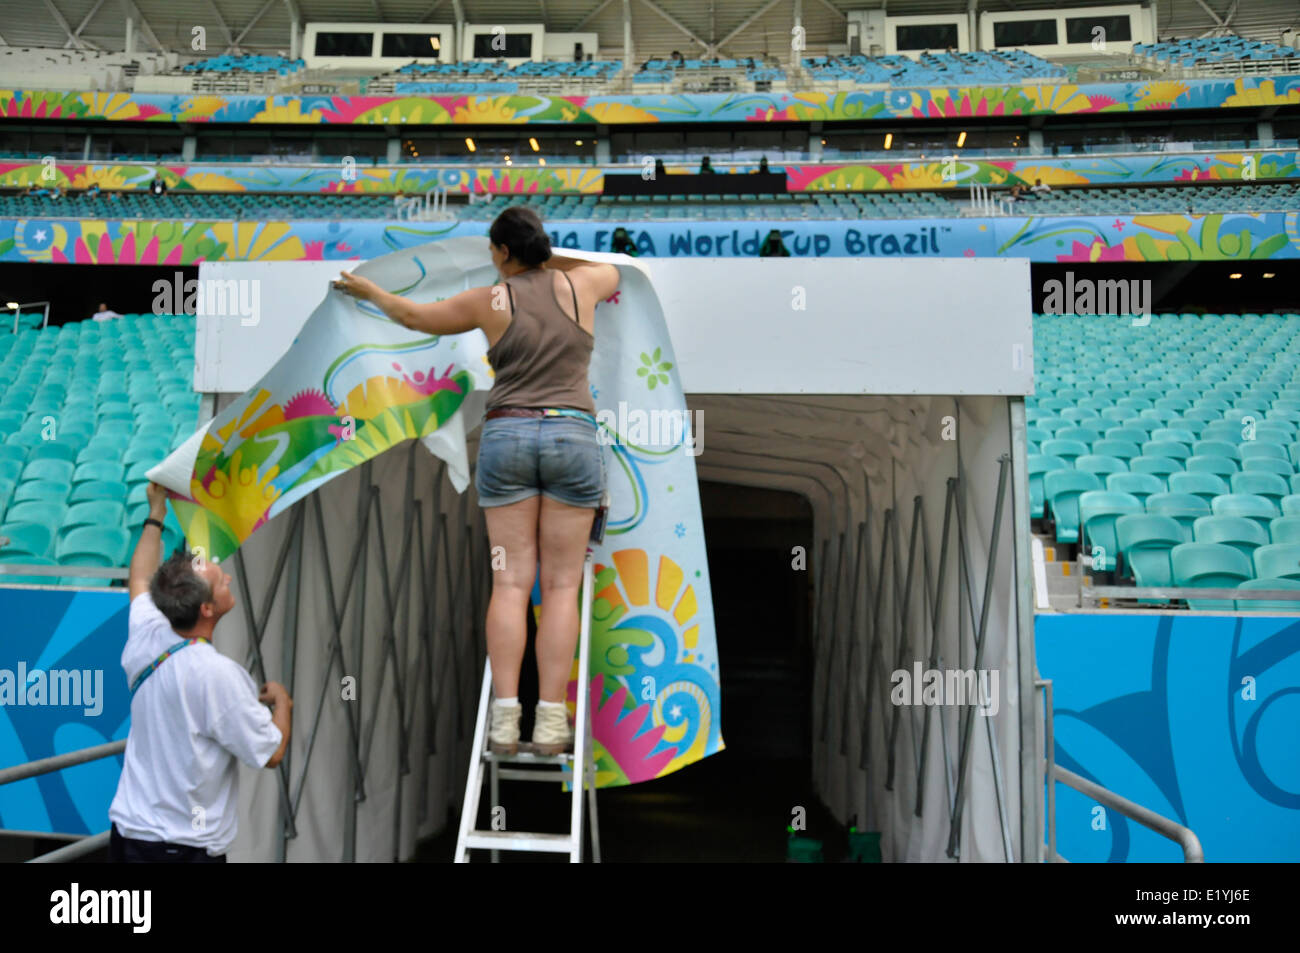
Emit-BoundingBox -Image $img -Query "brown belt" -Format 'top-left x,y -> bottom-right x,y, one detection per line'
485,407 -> 597,424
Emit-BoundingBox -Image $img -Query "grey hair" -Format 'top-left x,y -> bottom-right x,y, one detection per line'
150,549 -> 213,630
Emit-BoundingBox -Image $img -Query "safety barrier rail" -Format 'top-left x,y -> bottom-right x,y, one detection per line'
0,740 -> 127,863
1037,678 -> 1204,863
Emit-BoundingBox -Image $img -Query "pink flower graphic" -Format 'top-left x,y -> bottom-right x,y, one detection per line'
1055,239 -> 1129,262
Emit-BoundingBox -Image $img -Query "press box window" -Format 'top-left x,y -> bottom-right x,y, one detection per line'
1065,16 -> 1132,43
992,19 -> 1058,47
895,24 -> 959,52
472,33 -> 532,58
314,32 -> 374,57
382,33 -> 442,58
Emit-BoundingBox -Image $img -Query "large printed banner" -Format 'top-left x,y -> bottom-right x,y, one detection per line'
1,151 -> 1295,196
1,212 -> 1296,263
144,238 -> 723,789
2,76 -> 1298,125
1037,613 -> 1300,862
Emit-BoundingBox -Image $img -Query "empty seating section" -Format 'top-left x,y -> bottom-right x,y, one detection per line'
1134,38 -> 1300,75
1031,312 -> 1300,608
633,57 -> 782,85
374,59 -> 624,94
134,54 -> 308,95
8,181 -> 1296,224
180,54 -> 304,75
396,59 -> 622,79
801,51 -> 1065,86
0,191 -> 397,221
1023,183 -> 1299,215
0,313 -> 197,585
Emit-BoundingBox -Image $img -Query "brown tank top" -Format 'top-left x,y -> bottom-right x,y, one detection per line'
485,267 -> 596,415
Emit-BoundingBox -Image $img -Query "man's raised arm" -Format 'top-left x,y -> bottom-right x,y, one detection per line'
128,482 -> 169,600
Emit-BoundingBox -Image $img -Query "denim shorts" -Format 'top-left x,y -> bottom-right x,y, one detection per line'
475,416 -> 607,508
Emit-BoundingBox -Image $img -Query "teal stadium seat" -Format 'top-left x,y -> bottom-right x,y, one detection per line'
1131,456 -> 1183,478
1105,472 -> 1164,505
1041,439 -> 1088,464
1079,491 -> 1143,571
1211,493 -> 1279,533
1145,492 -> 1209,538
0,521 -> 55,558
1151,428 -> 1196,445
13,480 -> 70,505
0,553 -> 57,586
1252,543 -> 1300,581
1235,578 -> 1300,612
69,480 -> 128,504
1057,426 -> 1102,444
1116,514 -> 1183,587
55,526 -> 132,587
0,445 -> 27,466
1191,515 -> 1269,560
1171,542 -> 1253,611
1239,441 -> 1287,462
22,459 -> 74,484
1093,439 -> 1141,461
1075,454 -> 1127,478
73,461 -> 127,485
1269,516 -> 1300,544
61,501 -> 127,537
1143,440 -> 1191,460
1028,454 -> 1066,520
1043,470 -> 1103,543
28,443 -> 78,465
1230,472 -> 1290,508
1193,439 -> 1239,460
1185,454 -> 1238,476
1243,456 -> 1294,476
1168,471 -> 1230,503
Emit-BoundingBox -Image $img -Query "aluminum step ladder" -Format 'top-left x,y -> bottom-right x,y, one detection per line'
454,493 -> 608,863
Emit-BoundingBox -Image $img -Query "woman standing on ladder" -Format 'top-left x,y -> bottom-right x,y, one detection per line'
334,206 -> 621,756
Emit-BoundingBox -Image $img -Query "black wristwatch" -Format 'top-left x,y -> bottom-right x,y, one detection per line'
143,518 -> 164,531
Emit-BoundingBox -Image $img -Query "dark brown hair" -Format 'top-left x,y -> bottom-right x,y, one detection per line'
489,205 -> 552,267
150,549 -> 213,630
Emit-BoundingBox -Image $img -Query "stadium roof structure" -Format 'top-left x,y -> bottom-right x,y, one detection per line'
1,0 -> 1296,59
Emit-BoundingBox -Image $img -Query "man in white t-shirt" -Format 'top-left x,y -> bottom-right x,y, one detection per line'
91,303 -> 121,322
108,483 -> 292,862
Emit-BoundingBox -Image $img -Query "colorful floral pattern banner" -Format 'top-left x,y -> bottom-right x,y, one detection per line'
144,238 -> 723,788
0,212 -> 1296,263
0,151 -> 1295,195
1,75 -> 1299,126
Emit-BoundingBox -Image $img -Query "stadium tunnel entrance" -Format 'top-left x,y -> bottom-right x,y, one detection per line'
408,391 -> 1035,862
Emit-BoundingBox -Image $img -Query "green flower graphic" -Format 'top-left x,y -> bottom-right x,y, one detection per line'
637,346 -> 672,391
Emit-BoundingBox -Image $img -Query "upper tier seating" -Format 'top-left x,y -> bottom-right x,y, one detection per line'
801,50 -> 1066,86
180,54 -> 305,75
1134,38 -> 1299,71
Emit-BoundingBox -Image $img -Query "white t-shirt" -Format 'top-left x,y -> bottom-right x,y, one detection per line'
108,592 -> 282,856
91,310 -> 121,322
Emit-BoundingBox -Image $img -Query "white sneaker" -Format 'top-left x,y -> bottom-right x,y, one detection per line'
489,700 -> 522,755
532,702 -> 574,755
